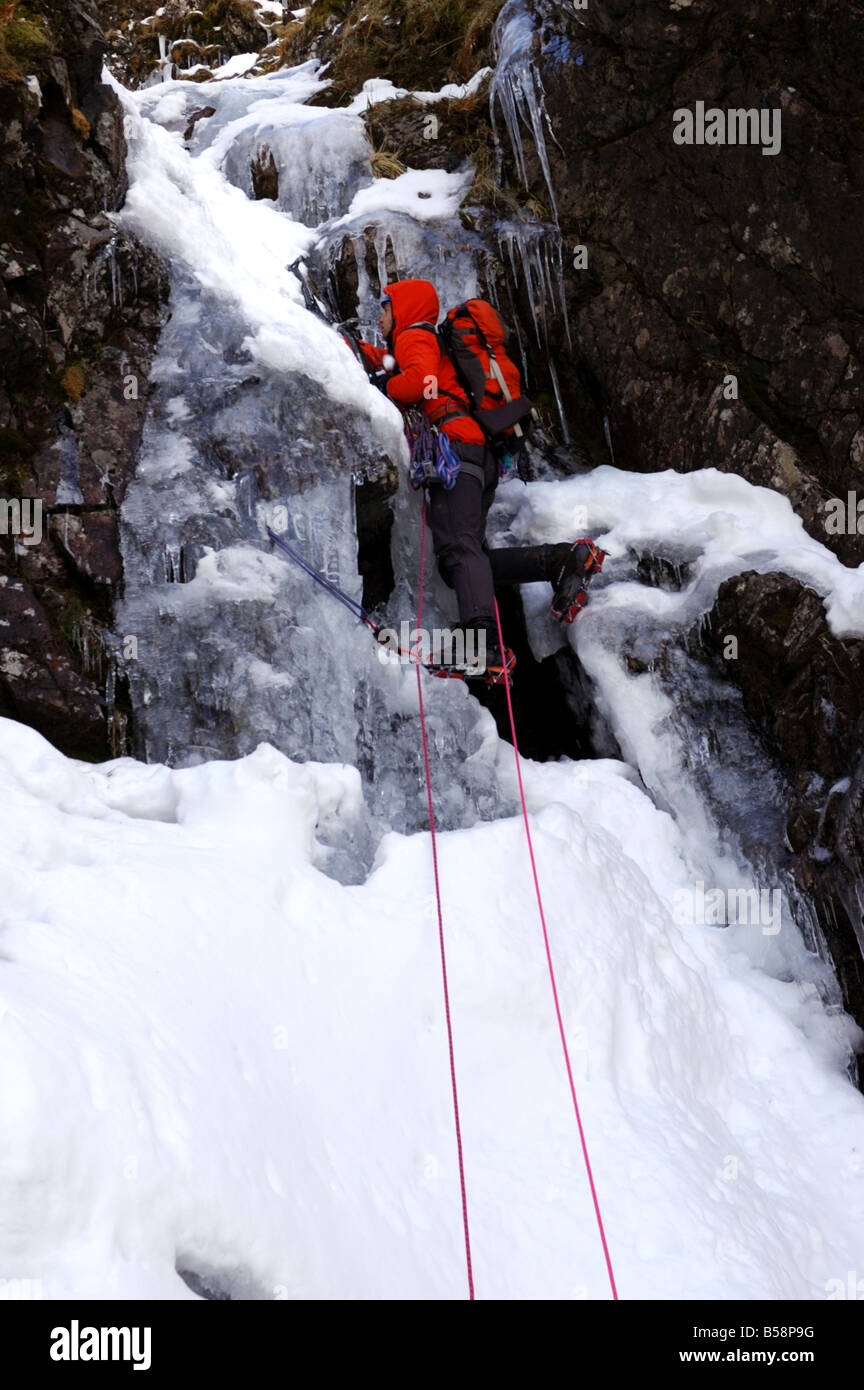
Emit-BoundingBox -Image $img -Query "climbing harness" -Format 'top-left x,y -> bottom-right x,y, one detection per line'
404,408 -> 461,491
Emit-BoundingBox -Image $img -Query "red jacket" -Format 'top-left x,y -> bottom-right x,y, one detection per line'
359,279 -> 485,447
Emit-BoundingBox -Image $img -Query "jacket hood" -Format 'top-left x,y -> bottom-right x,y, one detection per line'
384,279 -> 440,339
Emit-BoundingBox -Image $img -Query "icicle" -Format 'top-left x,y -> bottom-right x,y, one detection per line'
375,225 -> 390,304
490,0 -> 560,221
157,32 -> 172,83
496,259 -> 530,387
498,226 -> 541,347
548,358 -> 571,446
110,244 -> 121,307
603,414 -> 615,464
163,542 -> 186,584
236,471 -> 257,521
105,662 -> 115,731
496,222 -> 569,352
545,231 -> 571,347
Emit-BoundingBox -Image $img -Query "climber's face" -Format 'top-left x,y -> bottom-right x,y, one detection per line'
378,300 -> 394,338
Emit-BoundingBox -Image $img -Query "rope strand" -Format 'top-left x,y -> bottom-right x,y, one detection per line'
493,596 -> 619,1300
416,493 -> 475,1300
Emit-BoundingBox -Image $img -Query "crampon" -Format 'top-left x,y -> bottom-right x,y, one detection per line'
550,539 -> 607,623
426,647 -> 517,687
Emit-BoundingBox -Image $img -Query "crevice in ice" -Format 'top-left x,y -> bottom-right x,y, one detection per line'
163,542 -> 189,584
176,1261 -> 271,1301
476,584 -> 621,763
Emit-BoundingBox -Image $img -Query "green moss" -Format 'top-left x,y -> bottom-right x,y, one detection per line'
0,425 -> 33,489
59,590 -> 86,644
155,0 -> 264,48
360,81 -> 533,219
5,16 -> 49,56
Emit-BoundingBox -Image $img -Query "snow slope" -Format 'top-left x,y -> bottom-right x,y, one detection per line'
0,717 -> 862,1299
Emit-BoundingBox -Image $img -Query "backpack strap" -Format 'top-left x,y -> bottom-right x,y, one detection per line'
397,320 -> 471,423
452,305 -> 523,432
399,315 -> 526,444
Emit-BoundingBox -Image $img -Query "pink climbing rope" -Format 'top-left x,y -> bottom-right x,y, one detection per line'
415,493 -> 475,1300
493,596 -> 619,1300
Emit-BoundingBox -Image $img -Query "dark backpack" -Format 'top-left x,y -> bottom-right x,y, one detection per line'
405,299 -> 536,453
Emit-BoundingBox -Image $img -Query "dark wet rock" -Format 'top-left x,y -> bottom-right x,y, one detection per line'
251,148 -> 279,201
704,572 -> 864,780
500,0 -> 864,566
697,570 -> 864,1029
49,510 -> 123,588
101,0 -> 274,87
184,104 -> 216,143
0,575 -> 107,759
634,551 -> 694,592
0,0 -> 168,758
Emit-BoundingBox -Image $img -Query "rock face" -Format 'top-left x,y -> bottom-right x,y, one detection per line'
510,0 -> 864,565
487,0 -> 864,1018
699,571 -> 864,1024
102,0 -> 281,88
0,0 -> 167,759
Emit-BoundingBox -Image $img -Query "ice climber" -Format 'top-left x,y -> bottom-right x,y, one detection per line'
357,278 -> 605,680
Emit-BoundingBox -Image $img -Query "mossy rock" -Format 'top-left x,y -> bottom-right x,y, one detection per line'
0,425 -> 34,489
60,364 -> 86,402
284,0 -> 504,105
361,82 -> 537,219
0,4 -> 54,79
4,15 -> 53,61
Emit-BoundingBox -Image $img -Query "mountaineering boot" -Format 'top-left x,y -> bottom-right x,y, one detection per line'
426,623 -> 486,678
465,618 -> 516,687
480,645 -> 517,686
427,619 -> 516,686
550,539 -> 607,623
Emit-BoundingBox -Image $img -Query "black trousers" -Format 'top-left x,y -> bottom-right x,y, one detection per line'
425,445 -> 571,624
426,448 -> 499,624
